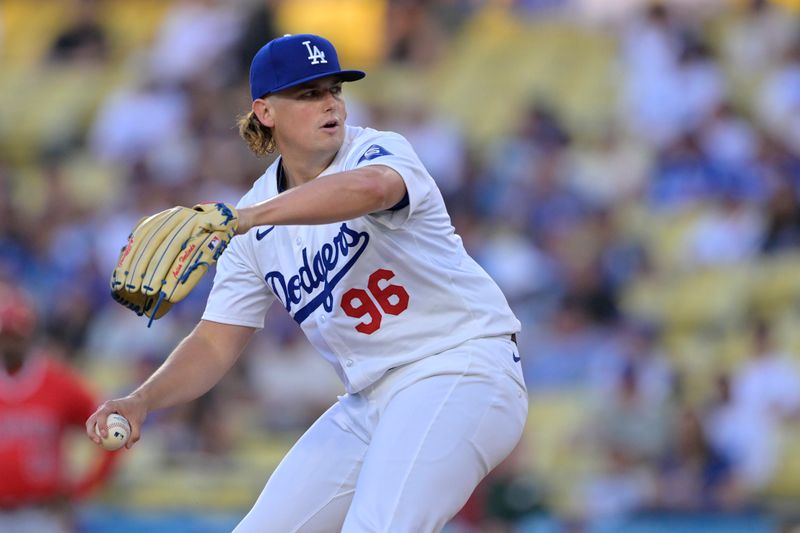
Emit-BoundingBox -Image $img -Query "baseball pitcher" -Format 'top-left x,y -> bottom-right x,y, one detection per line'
87,34 -> 528,532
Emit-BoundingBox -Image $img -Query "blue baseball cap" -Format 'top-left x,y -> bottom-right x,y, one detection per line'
249,34 -> 366,100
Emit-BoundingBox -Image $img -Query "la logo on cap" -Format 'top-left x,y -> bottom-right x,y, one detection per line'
303,40 -> 328,65
248,33 -> 365,100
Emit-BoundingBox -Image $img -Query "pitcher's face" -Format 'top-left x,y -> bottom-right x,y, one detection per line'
255,76 -> 347,159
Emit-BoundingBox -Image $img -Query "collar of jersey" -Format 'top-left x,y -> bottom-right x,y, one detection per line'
277,158 -> 288,194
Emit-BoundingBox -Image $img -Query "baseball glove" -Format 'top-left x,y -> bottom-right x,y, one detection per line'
110,202 -> 238,325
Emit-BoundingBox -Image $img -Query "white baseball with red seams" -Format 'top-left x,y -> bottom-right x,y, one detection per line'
203,125 -> 528,531
95,413 -> 130,451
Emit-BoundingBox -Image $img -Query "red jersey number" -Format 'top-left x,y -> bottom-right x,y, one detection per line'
340,269 -> 410,334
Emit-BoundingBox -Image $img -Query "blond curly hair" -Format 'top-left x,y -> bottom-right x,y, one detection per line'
237,111 -> 276,156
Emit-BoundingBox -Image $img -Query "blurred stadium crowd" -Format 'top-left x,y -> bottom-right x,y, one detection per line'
3,0 -> 800,531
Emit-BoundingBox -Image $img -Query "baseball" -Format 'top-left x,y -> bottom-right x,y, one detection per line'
95,413 -> 131,451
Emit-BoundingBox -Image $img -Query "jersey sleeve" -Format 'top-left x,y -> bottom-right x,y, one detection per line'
352,132 -> 436,229
202,233 -> 274,328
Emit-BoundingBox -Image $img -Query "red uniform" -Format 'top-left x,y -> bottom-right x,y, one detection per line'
0,352 -> 116,508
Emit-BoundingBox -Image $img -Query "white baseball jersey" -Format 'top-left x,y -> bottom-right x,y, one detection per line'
203,125 -> 520,393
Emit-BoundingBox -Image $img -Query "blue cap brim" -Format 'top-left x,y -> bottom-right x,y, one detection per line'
260,70 -> 366,98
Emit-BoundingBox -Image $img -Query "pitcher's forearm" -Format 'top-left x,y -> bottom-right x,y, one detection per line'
236,166 -> 406,234
131,325 -> 245,411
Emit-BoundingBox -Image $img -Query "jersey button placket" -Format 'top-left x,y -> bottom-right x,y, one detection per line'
345,359 -> 354,367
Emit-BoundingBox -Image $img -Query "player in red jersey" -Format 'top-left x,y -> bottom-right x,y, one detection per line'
0,282 -> 119,532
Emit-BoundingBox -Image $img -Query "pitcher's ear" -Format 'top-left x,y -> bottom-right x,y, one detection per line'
253,98 -> 275,128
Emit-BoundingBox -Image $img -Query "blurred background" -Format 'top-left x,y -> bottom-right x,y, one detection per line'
3,0 -> 800,531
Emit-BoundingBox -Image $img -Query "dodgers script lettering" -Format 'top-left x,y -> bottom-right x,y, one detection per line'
265,223 -> 369,324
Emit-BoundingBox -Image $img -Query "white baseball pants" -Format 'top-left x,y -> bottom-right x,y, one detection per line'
233,335 -> 528,533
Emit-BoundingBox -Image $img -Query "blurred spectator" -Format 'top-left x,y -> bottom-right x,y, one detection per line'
518,102 -> 571,153
0,168 -> 31,282
385,0 -> 447,67
700,103 -> 758,169
620,3 -> 684,146
0,282 -> 119,533
579,447 -> 656,521
675,35 -> 727,134
649,132 -> 714,210
244,311 -> 343,431
479,103 -> 582,240
591,362 -> 674,465
522,296 -> 609,389
757,40 -> 800,154
89,162 -> 183,272
561,257 -> 621,325
161,388 -> 236,459
761,174 -> 800,253
722,0 -> 797,88
482,102 -> 570,191
733,321 -> 800,422
570,122 -> 650,207
703,374 -> 770,498
475,102 -> 580,223
44,286 -> 98,358
578,360 -> 673,520
426,0 -> 480,36
591,208 -> 650,292
699,103 -> 766,204
147,0 -> 244,87
83,303 -> 188,364
393,100 -> 467,198
525,151 -> 587,243
181,85 -> 260,202
655,407 -> 741,512
680,191 -> 764,269
473,222 -> 560,309
756,134 -> 800,194
705,321 -> 800,494
621,6 -> 726,146
591,320 -> 674,405
87,76 -> 191,172
231,0 -> 279,80
47,0 -> 109,66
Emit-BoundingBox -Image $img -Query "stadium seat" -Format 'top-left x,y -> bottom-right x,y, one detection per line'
623,264 -> 752,334
642,207 -> 705,273
764,426 -> 800,500
749,251 -> 800,320
524,389 -> 603,513
100,0 -> 169,55
2,0 -> 66,66
431,8 -> 617,146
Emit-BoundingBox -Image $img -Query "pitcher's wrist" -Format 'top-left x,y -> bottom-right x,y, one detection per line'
236,207 -> 255,235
